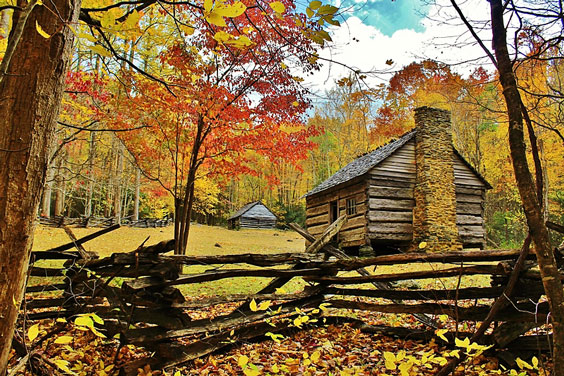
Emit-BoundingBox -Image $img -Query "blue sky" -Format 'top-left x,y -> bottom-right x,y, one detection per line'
340,0 -> 429,36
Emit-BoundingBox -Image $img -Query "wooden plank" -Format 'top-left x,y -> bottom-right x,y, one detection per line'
306,182 -> 366,207
456,214 -> 483,225
368,232 -> 412,241
370,169 -> 416,180
368,187 -> 413,199
456,193 -> 483,203
368,223 -> 412,234
306,215 -> 347,254
455,186 -> 484,195
369,198 -> 414,211
370,177 -> 415,189
340,214 -> 365,231
458,224 -> 485,234
456,202 -> 482,215
306,213 -> 329,227
368,211 -> 412,223
306,203 -> 328,217
454,176 -> 483,187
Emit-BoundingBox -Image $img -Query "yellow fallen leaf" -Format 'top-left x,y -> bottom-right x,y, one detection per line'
54,336 -> 73,344
28,324 -> 40,341
35,21 -> 50,38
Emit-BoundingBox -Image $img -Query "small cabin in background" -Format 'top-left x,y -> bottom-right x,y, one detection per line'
227,201 -> 278,229
304,107 -> 491,253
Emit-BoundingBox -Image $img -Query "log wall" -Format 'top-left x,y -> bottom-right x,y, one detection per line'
367,140 -> 416,245
453,154 -> 487,248
305,179 -> 367,248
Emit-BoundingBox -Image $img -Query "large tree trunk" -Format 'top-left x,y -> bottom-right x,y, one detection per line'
133,166 -> 140,221
490,1 -> 564,374
0,0 -> 81,373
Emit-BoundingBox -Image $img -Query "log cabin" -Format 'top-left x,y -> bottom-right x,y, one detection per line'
227,201 -> 278,229
304,107 -> 491,253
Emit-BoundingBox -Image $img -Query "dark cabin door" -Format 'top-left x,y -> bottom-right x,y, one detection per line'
329,200 -> 338,242
330,200 -> 338,223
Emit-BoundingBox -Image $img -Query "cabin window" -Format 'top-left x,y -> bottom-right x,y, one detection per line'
346,198 -> 357,216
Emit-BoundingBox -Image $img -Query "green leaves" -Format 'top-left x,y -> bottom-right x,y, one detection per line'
304,0 -> 340,45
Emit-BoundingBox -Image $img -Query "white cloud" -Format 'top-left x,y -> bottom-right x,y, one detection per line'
305,0 -> 495,95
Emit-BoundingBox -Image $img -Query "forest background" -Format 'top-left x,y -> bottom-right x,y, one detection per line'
2,5 -> 563,250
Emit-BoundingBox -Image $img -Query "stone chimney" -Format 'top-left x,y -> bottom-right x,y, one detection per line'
412,107 -> 462,253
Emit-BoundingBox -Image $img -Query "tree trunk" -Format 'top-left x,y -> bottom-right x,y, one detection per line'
490,1 -> 564,374
41,160 -> 55,217
113,140 -> 124,224
0,0 -> 81,373
84,130 -> 97,218
176,114 -> 205,255
53,151 -> 66,217
133,166 -> 140,221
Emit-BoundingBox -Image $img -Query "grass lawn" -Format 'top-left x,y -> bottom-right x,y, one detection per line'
32,223 -> 305,256
32,224 -> 308,297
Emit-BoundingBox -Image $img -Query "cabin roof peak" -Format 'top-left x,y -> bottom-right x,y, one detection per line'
304,128 -> 490,198
304,130 -> 416,197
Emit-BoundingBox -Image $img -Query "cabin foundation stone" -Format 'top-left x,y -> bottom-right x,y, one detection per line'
412,107 -> 462,253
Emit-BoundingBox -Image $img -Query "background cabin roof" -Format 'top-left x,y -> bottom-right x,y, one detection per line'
305,129 -> 491,197
227,201 -> 277,220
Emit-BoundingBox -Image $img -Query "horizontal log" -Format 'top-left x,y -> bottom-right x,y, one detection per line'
455,186 -> 484,196
306,202 -> 328,217
24,296 -> 104,309
368,223 -> 412,234
458,225 -> 485,236
456,214 -> 483,225
368,211 -> 412,223
368,233 -> 412,241
30,251 -> 81,261
124,267 -> 329,291
110,252 -> 318,267
26,283 -> 67,293
328,299 -> 549,322
306,213 -> 329,227
370,168 -> 415,180
456,202 -> 482,215
29,267 -> 65,277
369,178 -> 414,189
125,295 -> 324,344
172,290 -> 318,308
369,198 -> 414,211
324,283 -> 546,300
368,186 -> 413,199
456,194 -> 483,203
306,265 -> 505,284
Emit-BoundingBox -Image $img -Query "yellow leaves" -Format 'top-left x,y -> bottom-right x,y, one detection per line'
54,336 -> 74,345
249,299 -> 271,311
88,45 -> 113,58
435,328 -> 449,342
243,368 -> 260,376
74,313 -> 106,338
123,10 -> 141,30
205,0 -> 247,27
292,101 -> 299,107
213,31 -> 254,49
515,357 -> 533,370
238,355 -> 249,367
383,351 -> 396,370
269,1 -> 285,14
265,332 -> 284,343
35,21 -> 51,39
271,364 -> 280,373
454,337 -> 470,349
54,359 -> 76,375
100,11 -> 116,29
28,324 -> 40,341
310,350 -> 321,363
418,241 -> 427,249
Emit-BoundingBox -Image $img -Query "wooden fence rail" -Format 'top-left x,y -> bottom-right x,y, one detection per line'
19,221 -> 562,375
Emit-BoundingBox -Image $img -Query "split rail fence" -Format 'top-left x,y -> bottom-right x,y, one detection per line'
19,218 -> 564,375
